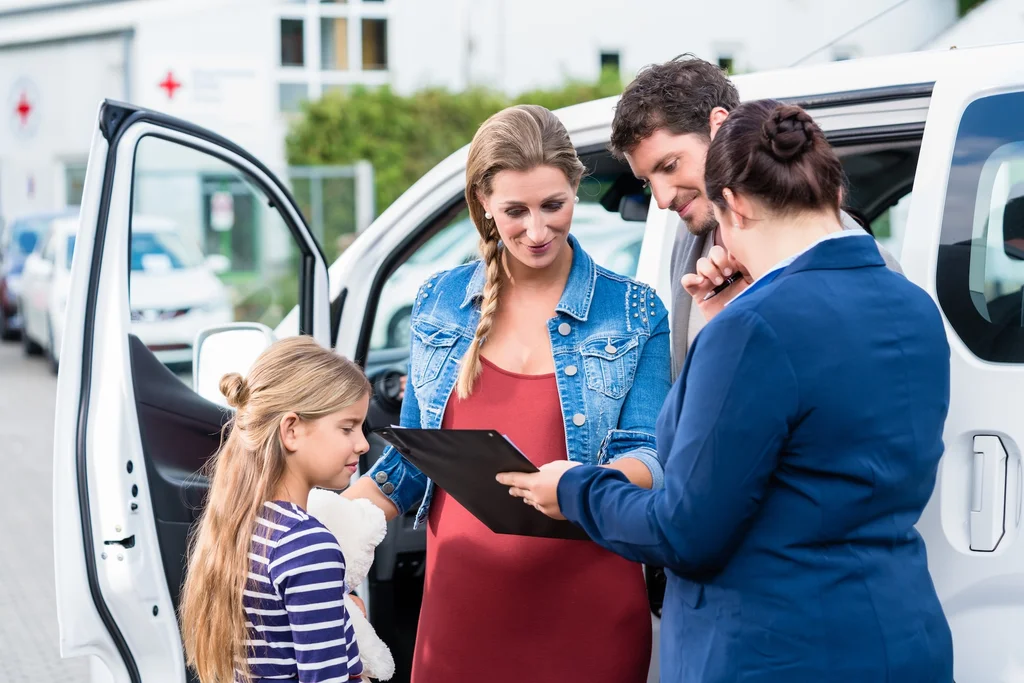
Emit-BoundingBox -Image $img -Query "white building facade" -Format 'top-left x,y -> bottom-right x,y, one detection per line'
390,0 -> 959,95
924,0 -> 1023,51
0,0 -> 960,222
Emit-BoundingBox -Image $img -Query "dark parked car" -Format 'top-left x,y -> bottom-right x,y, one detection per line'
0,210 -> 77,340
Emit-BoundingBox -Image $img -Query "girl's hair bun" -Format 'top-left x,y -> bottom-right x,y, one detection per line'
220,372 -> 250,409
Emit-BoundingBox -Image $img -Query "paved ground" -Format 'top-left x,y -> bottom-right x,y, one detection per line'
0,338 -> 89,680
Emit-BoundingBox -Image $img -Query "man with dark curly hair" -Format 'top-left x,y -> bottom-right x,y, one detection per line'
611,54 -> 901,375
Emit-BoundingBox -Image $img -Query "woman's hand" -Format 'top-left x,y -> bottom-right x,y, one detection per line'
681,245 -> 751,321
496,461 -> 581,520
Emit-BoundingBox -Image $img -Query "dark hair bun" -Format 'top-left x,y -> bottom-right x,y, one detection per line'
220,372 -> 250,409
761,105 -> 815,163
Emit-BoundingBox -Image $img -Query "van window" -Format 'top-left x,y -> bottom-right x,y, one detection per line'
130,230 -> 203,271
936,90 -> 1024,363
129,135 -> 303,375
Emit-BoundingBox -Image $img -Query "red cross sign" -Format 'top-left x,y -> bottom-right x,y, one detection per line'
159,71 -> 182,99
15,92 -> 31,124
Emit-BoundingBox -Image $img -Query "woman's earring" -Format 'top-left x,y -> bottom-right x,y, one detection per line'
484,211 -> 492,220
574,196 -> 579,204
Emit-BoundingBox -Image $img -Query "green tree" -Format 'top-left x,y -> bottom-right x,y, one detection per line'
958,0 -> 986,16
512,67 -> 624,111
284,70 -> 623,220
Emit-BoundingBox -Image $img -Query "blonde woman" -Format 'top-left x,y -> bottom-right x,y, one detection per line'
180,337 -> 371,683
345,105 -> 671,682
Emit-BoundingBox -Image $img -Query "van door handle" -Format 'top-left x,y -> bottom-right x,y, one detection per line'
970,435 -> 1008,552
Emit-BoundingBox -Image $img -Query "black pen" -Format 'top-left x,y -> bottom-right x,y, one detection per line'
701,271 -> 745,302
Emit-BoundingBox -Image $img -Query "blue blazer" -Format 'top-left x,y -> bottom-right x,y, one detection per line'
559,234 -> 954,683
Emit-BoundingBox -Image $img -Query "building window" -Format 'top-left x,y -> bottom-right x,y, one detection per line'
832,46 -> 857,61
600,51 -> 620,76
321,17 -> 350,70
279,83 -> 309,113
280,19 -> 305,66
717,55 -> 734,74
65,163 -> 87,207
277,0 -> 389,108
361,18 -> 388,70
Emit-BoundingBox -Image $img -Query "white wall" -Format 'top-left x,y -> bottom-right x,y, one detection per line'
0,0 -> 964,223
0,0 -> 289,225
131,0 -> 286,173
390,0 -> 958,95
0,33 -> 127,217
0,0 -> 88,11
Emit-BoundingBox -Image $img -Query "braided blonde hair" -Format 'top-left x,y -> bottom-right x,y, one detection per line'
457,104 -> 585,399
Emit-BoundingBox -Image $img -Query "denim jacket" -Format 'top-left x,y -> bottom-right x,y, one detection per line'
367,235 -> 671,528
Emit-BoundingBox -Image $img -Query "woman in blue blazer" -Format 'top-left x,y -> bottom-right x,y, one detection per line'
500,100 -> 954,683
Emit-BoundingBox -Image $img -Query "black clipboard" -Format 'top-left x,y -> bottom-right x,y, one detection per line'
374,427 -> 590,541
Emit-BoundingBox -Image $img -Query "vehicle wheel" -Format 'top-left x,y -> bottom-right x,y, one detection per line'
0,307 -> 16,342
386,305 -> 414,350
46,319 -> 59,375
21,313 -> 43,357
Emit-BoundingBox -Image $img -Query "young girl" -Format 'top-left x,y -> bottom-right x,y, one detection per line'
180,336 -> 372,683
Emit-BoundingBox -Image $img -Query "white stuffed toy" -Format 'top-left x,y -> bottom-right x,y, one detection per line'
307,487 -> 395,681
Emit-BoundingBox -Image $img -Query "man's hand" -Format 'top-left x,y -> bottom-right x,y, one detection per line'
681,245 -> 751,321
496,461 -> 582,520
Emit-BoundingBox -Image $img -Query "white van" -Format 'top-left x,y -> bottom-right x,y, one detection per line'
53,43 -> 1024,683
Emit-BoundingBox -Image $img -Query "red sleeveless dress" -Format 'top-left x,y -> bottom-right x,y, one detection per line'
410,357 -> 652,682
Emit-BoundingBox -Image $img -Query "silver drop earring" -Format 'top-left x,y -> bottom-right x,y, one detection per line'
484,211 -> 492,220
575,196 -> 580,203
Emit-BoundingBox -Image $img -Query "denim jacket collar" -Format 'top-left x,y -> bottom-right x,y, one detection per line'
459,234 -> 597,321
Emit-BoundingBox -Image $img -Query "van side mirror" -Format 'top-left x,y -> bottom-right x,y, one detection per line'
192,323 -> 276,406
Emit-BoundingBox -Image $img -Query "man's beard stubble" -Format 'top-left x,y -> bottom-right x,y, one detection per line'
685,207 -> 718,238
670,190 -> 718,239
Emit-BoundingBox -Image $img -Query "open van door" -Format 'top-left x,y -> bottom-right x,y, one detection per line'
52,100 -> 331,682
900,43 -> 1024,683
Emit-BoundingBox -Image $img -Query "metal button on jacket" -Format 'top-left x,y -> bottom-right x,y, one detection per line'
572,413 -> 586,427
565,365 -> 578,377
605,343 -> 617,354
374,471 -> 388,484
558,322 -> 571,336
381,482 -> 395,495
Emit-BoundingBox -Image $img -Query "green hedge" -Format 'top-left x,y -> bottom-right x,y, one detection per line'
285,68 -> 624,218
958,0 -> 986,16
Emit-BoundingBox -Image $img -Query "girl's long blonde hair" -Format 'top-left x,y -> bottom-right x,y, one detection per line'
179,336 -> 370,683
457,104 -> 585,399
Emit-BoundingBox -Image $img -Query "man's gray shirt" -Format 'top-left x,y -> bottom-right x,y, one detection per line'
667,212 -> 903,377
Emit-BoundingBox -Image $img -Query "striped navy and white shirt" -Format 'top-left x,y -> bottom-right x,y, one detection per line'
243,501 -> 363,682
